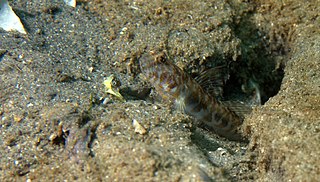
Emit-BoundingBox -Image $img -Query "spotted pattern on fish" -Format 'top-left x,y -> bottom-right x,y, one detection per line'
140,53 -> 244,141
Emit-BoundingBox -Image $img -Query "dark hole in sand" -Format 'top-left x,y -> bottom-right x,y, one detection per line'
224,15 -> 286,105
224,58 -> 284,105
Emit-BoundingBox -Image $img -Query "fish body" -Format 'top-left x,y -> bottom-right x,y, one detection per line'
140,53 -> 244,141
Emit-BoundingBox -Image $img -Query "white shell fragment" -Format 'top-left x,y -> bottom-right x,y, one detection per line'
132,119 -> 147,135
64,0 -> 76,8
0,0 -> 26,34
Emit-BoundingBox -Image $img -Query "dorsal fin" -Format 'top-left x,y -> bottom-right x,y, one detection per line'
194,65 -> 229,99
221,101 -> 252,119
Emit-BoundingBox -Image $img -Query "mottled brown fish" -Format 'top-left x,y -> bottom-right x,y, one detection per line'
140,52 -> 245,141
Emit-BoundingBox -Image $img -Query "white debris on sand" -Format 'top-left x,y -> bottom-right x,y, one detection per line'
64,0 -> 76,7
0,0 -> 26,34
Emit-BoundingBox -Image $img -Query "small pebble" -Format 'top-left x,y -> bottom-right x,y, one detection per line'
13,115 -> 22,122
132,119 -> 147,135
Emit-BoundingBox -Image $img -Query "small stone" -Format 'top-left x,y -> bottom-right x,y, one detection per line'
49,133 -> 57,141
13,115 -> 22,122
153,105 -> 160,110
132,119 -> 147,135
88,67 -> 94,72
